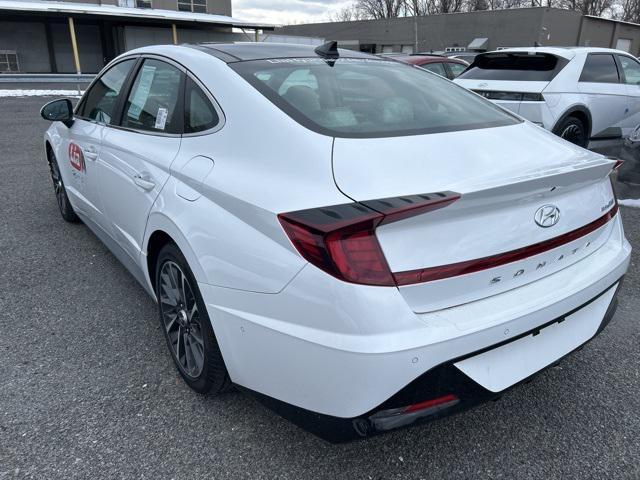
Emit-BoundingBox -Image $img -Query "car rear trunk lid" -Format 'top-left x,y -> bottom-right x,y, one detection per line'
332,122 -> 618,312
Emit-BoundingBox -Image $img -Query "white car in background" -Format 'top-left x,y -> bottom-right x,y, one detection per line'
40,42 -> 630,442
455,47 -> 640,147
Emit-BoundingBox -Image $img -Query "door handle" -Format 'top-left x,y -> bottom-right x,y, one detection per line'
83,145 -> 98,160
133,174 -> 155,191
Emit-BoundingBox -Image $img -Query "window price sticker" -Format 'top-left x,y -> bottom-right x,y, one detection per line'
155,107 -> 168,130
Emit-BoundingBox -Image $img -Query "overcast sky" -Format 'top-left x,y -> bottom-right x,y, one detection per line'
233,0 -> 353,25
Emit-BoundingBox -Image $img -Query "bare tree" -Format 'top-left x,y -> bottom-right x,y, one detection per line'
405,0 -> 430,15
618,0 -> 640,22
557,0 -> 613,14
329,5 -> 366,21
355,0 -> 406,18
327,0 -> 620,22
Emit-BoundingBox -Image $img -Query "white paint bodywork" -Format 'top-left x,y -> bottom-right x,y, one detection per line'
44,44 -> 631,419
454,47 -> 640,138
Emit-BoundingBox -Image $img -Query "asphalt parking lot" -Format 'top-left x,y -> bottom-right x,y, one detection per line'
1,95 -> 639,480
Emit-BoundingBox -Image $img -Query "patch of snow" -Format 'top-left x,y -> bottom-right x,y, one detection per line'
619,199 -> 640,208
0,89 -> 82,97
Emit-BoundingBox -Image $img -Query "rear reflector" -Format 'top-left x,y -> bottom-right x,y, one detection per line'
472,90 -> 544,102
394,204 -> 619,285
402,394 -> 459,413
278,192 -> 460,286
368,394 -> 460,431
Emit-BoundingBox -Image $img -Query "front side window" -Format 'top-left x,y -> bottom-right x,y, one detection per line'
458,52 -> 566,81
618,55 -> 640,85
121,59 -> 183,134
184,77 -> 219,133
79,59 -> 136,124
579,54 -> 619,83
231,58 -> 519,138
420,62 -> 447,78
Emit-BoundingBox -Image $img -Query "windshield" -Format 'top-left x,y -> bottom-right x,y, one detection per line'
458,52 -> 568,81
231,58 -> 520,138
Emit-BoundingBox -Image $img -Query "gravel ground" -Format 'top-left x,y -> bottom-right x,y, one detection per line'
1,96 -> 639,480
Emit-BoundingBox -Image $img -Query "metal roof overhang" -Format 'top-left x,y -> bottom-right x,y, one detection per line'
0,0 -> 275,29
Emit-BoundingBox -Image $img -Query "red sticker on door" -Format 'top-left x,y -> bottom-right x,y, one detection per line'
68,143 -> 85,172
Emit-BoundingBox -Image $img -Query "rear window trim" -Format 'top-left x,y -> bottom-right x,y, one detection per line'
182,70 -> 226,137
230,57 -> 522,139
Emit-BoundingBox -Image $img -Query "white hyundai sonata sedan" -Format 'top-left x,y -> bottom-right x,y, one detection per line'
41,42 -> 631,442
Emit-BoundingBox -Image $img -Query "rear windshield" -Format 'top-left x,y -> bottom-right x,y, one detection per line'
458,52 -> 567,81
231,58 -> 519,138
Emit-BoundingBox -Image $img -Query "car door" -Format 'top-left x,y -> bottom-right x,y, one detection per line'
577,53 -> 629,138
64,58 -> 137,227
616,54 -> 640,135
98,57 -> 184,262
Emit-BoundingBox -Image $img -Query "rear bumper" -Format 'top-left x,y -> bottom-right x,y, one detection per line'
199,215 -> 630,434
246,279 -> 623,442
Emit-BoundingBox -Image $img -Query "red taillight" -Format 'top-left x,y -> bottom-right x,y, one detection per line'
612,158 -> 624,172
278,192 -> 460,286
278,203 -> 393,285
402,394 -> 459,414
608,157 -> 623,201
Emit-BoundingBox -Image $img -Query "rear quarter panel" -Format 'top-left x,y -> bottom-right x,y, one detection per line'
143,48 -> 348,293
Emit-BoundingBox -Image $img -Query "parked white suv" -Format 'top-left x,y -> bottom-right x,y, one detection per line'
455,47 -> 640,147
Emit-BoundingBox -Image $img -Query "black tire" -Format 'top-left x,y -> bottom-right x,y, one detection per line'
553,116 -> 588,148
155,242 -> 231,395
47,150 -> 80,223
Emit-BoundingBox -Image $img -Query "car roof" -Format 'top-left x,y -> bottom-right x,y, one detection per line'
486,46 -> 634,60
190,42 -> 378,62
394,55 -> 468,65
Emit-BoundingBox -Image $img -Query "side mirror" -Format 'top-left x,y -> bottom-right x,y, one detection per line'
40,99 -> 74,127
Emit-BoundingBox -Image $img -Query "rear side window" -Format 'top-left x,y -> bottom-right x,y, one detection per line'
458,52 -> 566,81
79,59 -> 135,123
184,77 -> 219,133
231,58 -> 519,138
121,59 -> 184,134
579,54 -> 619,83
447,62 -> 467,78
420,62 -> 447,78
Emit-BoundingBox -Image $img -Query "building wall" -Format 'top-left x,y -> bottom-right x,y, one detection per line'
51,22 -> 104,73
153,0 -> 178,10
207,0 -> 232,16
53,0 -> 117,4
121,25 -> 241,51
26,0 -> 232,14
175,27 -> 242,43
123,25 -> 173,50
0,21 -> 50,72
278,8 -> 640,55
579,17 -> 617,48
612,22 -> 640,53
577,17 -> 640,54
278,8 -> 566,53
537,8 -> 582,47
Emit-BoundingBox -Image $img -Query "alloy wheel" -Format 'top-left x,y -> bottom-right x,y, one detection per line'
48,157 -> 67,215
159,260 -> 205,378
560,123 -> 585,146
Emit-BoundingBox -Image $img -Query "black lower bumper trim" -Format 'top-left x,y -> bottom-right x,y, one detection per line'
242,278 -> 623,443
